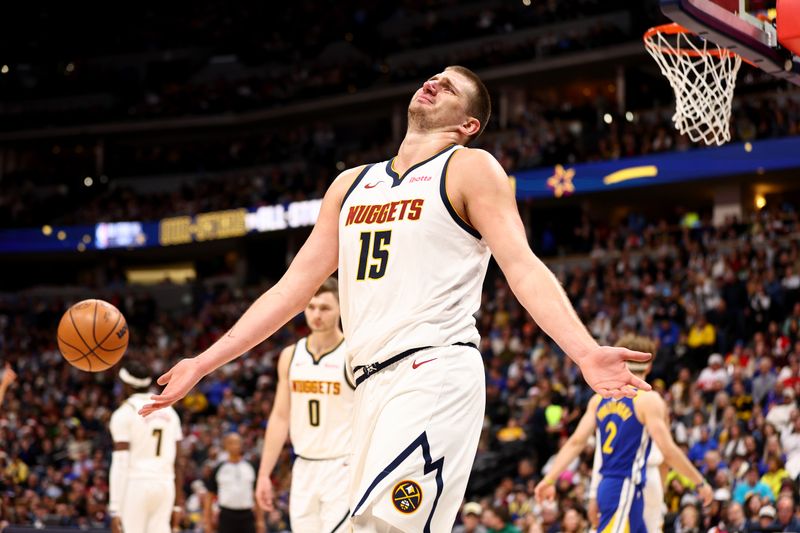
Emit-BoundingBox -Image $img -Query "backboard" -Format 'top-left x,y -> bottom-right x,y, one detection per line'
660,0 -> 800,85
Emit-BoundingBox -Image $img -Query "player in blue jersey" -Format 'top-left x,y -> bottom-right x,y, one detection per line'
535,335 -> 712,533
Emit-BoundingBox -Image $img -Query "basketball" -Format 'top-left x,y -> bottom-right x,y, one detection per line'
56,299 -> 129,372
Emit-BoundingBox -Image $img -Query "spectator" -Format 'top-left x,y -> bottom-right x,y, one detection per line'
760,456 -> 790,500
722,501 -> 748,533
757,505 -> 778,531
775,496 -> 800,532
687,315 -> 717,366
481,506 -> 522,533
733,466 -> 775,505
689,426 -> 719,466
0,363 -> 17,408
453,502 -> 488,533
752,357 -> 778,407
697,354 -> 730,398
767,388 -> 798,435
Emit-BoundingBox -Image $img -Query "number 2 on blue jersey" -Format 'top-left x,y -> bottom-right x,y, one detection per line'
602,420 -> 618,454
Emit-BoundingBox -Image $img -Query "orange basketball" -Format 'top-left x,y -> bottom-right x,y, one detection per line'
57,299 -> 129,372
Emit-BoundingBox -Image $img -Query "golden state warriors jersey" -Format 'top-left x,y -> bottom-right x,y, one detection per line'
595,395 -> 652,485
288,337 -> 354,459
338,144 -> 491,368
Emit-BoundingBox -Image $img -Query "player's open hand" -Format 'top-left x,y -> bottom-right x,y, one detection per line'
533,479 -> 556,503
139,358 -> 205,417
1,363 -> 17,388
578,346 -> 652,398
697,482 -> 713,507
255,472 -> 275,512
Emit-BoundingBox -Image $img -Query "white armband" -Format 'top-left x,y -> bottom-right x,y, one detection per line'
109,450 -> 130,516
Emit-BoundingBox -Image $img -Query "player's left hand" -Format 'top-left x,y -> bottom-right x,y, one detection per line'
533,479 -> 556,503
577,346 -> 652,398
1,362 -> 17,388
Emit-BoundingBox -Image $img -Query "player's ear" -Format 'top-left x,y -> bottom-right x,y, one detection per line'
459,116 -> 480,139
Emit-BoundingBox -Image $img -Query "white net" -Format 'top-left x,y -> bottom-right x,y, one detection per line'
644,25 -> 742,146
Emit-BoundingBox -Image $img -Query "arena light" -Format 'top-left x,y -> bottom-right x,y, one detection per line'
0,65 -> 8,74
744,142 -> 753,152
755,194 -> 766,209
84,176 -> 93,187
625,111 -> 635,122
42,225 -> 53,236
603,113 -> 613,124
522,0 -> 532,5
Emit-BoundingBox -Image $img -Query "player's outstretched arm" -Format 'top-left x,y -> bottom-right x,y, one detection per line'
0,363 -> 17,408
638,392 -> 713,506
452,149 -> 650,398
255,345 -> 293,512
534,395 -> 601,502
140,168 -> 364,416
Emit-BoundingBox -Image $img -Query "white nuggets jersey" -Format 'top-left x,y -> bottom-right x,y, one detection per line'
110,393 -> 182,479
338,144 -> 491,367
289,337 -> 354,459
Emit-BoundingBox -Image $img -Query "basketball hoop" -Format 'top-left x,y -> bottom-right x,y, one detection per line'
644,23 -> 742,146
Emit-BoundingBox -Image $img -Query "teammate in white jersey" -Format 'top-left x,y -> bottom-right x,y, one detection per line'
109,360 -> 184,533
255,278 -> 353,533
143,65 -> 653,532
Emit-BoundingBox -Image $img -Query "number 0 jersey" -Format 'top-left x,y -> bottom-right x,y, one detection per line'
338,144 -> 491,368
109,393 -> 182,480
595,395 -> 652,485
288,337 -> 354,460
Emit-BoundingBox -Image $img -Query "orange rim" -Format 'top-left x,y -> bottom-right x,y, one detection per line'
643,23 -> 736,58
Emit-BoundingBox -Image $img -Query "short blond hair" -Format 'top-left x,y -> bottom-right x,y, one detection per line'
615,334 -> 655,375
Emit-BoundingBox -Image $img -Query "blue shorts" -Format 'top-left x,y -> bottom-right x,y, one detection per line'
597,476 -> 646,533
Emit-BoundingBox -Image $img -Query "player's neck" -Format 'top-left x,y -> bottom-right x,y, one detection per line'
307,330 -> 344,358
395,131 -> 460,175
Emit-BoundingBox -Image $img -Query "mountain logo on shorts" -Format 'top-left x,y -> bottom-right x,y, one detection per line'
392,480 -> 422,514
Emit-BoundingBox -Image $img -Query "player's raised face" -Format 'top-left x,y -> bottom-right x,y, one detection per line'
305,291 -> 340,333
408,70 -> 480,139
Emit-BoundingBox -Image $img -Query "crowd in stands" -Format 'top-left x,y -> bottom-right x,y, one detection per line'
1,202 -> 800,531
1,0 -> 638,129
3,87 -> 800,231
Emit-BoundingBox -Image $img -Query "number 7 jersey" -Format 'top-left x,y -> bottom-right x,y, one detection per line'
338,145 -> 491,369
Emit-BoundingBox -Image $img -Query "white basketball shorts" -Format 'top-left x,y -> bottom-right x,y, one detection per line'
348,344 -> 485,533
122,477 -> 174,533
290,455 -> 350,533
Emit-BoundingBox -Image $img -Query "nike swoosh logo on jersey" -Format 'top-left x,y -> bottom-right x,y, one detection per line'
412,358 -> 437,369
364,182 -> 380,189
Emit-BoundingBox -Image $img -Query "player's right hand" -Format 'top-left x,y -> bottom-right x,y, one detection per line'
110,516 -> 123,533
139,358 -> 205,417
533,479 -> 556,503
697,482 -> 713,507
255,473 -> 275,512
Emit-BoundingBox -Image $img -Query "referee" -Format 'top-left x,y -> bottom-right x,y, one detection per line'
204,432 -> 265,533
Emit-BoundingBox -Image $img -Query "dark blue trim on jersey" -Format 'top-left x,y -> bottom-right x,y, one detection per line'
439,150 -> 482,240
351,431 -> 444,533
327,510 -> 350,533
341,164 -> 375,207
306,337 -> 345,365
385,144 -> 456,187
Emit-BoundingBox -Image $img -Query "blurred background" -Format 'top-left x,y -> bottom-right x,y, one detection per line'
1,0 -> 800,531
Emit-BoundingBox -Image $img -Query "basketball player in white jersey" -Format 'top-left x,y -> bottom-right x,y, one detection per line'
534,335 -> 667,532
255,278 -> 352,533
109,360 -> 184,533
534,335 -> 712,531
143,65 -> 653,532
